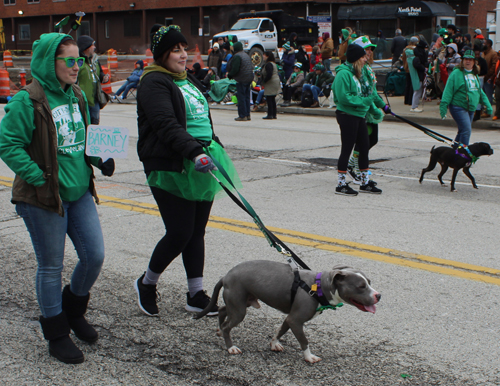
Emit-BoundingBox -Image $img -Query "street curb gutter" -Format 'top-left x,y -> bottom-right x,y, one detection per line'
209,104 -> 500,130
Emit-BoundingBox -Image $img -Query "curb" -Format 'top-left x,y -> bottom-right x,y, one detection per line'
209,104 -> 500,130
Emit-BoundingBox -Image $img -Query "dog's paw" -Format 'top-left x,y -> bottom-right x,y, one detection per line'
451,188 -> 457,192
228,346 -> 242,355
303,348 -> 322,363
440,183 -> 447,187
474,186 -> 478,189
216,328 -> 222,337
270,339 -> 284,352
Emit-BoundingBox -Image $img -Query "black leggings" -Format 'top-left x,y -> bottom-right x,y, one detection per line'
336,111 -> 370,172
354,123 -> 378,152
266,95 -> 277,118
148,186 -> 213,278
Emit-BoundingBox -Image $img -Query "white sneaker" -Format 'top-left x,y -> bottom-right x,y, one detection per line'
410,108 -> 423,113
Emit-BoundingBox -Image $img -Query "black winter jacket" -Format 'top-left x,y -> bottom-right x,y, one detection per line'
137,71 -> 221,174
413,41 -> 429,82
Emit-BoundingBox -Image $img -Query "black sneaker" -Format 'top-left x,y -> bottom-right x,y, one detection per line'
335,182 -> 358,196
134,273 -> 159,316
347,166 -> 361,184
185,290 -> 218,316
359,180 -> 382,194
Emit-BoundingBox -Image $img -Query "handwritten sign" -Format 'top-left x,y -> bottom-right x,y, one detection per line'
85,125 -> 129,159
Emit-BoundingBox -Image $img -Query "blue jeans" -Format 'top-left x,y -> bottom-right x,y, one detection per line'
322,58 -> 331,72
255,89 -> 265,104
483,80 -> 494,104
302,84 -> 321,102
236,82 -> 251,118
115,81 -> 138,99
16,190 -> 105,318
89,102 -> 100,125
449,104 -> 474,146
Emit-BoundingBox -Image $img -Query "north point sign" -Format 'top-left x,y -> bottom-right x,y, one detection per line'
398,6 -> 422,16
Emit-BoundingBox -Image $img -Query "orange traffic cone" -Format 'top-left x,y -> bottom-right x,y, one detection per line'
3,50 -> 13,67
107,49 -> 118,69
0,69 -> 10,96
188,44 -> 205,69
101,67 -> 112,94
144,48 -> 154,66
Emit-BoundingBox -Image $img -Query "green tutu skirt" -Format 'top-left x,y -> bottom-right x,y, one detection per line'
147,141 -> 241,201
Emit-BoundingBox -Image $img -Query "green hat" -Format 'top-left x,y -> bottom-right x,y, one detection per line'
293,62 -> 302,68
313,63 -> 325,71
438,28 -> 448,37
283,42 -> 291,50
463,50 -> 475,59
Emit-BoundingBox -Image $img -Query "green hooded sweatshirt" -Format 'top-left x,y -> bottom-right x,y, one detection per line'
440,66 -> 492,117
0,33 -> 95,202
333,63 -> 384,118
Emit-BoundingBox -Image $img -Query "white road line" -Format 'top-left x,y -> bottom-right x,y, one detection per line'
256,157 -> 500,189
378,173 -> 500,189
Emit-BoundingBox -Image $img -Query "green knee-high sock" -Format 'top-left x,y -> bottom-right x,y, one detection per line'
348,152 -> 360,172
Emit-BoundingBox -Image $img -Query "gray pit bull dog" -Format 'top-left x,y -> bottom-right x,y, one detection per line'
195,260 -> 381,363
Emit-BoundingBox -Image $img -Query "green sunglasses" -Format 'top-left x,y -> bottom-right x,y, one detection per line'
56,56 -> 85,68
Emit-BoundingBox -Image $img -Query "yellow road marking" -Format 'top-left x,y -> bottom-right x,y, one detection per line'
2,177 -> 499,285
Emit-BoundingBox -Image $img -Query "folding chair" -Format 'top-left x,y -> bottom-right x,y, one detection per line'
319,84 -> 335,108
128,87 -> 137,99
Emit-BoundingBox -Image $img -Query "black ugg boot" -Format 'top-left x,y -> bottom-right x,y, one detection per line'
62,285 -> 98,343
39,311 -> 84,364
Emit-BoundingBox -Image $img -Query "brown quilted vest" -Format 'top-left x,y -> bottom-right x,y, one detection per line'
11,79 -> 98,216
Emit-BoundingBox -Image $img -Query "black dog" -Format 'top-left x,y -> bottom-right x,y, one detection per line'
419,142 -> 494,192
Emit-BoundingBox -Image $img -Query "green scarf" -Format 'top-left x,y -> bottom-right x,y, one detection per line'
140,63 -> 187,81
290,70 -> 303,84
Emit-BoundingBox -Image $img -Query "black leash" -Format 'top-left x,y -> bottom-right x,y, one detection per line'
204,147 -> 311,271
384,92 -> 456,146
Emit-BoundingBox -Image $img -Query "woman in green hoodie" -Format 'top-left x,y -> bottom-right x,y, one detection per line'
440,50 -> 492,146
333,44 -> 390,196
0,33 -> 114,364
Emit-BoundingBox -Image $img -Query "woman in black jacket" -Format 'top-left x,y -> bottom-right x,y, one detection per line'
134,25 -> 240,317
411,39 -> 429,112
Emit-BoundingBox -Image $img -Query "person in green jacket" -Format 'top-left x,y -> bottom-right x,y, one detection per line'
440,50 -> 492,146
0,33 -> 114,364
77,35 -> 109,124
346,36 -> 386,184
300,63 -> 334,108
333,44 -> 390,196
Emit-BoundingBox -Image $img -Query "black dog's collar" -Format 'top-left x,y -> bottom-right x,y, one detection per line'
456,145 -> 479,165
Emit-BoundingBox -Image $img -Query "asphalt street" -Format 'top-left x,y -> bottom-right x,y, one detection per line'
1,102 -> 499,385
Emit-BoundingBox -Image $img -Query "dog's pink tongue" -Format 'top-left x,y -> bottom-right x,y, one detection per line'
363,305 -> 376,314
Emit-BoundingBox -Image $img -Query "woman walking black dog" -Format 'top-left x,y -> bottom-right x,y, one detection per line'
134,25 -> 240,317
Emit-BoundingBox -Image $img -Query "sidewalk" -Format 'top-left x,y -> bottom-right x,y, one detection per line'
210,95 -> 500,130
110,81 -> 499,131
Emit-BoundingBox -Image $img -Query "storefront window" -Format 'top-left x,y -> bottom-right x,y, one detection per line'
19,24 -> 30,40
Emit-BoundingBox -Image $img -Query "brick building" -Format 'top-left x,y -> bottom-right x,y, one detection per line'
0,0 -> 496,54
